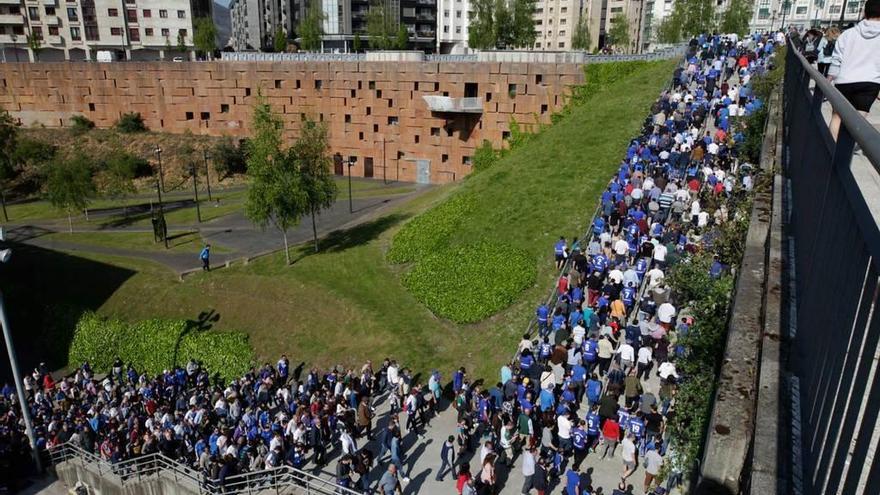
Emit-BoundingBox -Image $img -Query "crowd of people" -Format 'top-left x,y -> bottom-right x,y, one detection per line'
0,27 -> 805,495
439,33 -> 772,495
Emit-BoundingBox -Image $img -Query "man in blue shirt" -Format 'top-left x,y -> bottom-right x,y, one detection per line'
572,419 -> 589,470
555,236 -> 567,270
536,303 -> 550,336
200,244 -> 211,271
566,467 -> 581,495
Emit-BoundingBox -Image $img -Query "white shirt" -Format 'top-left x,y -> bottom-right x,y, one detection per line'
647,267 -> 665,288
621,437 -> 636,462
653,244 -> 667,262
614,239 -> 629,256
657,303 -> 676,324
659,361 -> 679,380
572,325 -> 586,346
617,343 -> 635,362
637,346 -> 653,364
608,269 -> 624,284
691,200 -> 701,216
557,415 -> 572,439
697,211 -> 710,227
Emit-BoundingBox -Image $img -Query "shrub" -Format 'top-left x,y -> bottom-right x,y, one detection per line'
386,194 -> 474,264
212,137 -> 247,180
473,140 -> 498,173
403,242 -> 535,323
70,115 -> 95,133
115,112 -> 147,133
68,312 -> 254,381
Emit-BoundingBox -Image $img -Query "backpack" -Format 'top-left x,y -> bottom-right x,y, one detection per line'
823,39 -> 835,57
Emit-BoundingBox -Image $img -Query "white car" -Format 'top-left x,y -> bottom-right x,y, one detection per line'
172,56 -> 184,62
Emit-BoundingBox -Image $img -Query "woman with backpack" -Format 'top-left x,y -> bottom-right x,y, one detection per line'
817,27 -> 841,77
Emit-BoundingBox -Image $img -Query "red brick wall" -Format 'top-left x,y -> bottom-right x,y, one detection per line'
0,61 -> 583,183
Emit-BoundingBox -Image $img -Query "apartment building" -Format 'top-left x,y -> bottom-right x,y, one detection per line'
229,0 -> 436,52
532,0 -> 585,50
750,0 -> 867,31
436,0 -> 469,52
0,0 -> 212,62
641,0 -> 672,49
585,0 -> 644,52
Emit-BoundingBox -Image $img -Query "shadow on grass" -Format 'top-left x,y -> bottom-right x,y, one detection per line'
0,242 -> 137,382
289,213 -> 408,265
172,309 -> 222,370
94,199 -> 195,229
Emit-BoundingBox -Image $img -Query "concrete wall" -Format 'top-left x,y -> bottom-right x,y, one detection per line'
55,460 -> 202,495
0,60 -> 583,183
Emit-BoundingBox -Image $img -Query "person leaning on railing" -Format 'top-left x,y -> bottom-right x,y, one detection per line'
827,0 -> 880,140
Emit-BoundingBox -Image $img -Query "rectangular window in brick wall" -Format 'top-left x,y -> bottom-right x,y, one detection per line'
221,104 -> 229,113
185,112 -> 194,120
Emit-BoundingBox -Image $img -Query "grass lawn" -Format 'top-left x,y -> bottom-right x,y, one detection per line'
2,59 -> 678,384
5,178 -> 417,228
43,231 -> 235,254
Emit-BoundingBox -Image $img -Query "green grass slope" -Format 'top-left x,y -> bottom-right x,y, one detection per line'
390,59 -> 679,323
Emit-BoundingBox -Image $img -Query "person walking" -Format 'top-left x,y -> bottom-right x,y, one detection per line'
436,435 -> 456,482
200,244 -> 211,271
379,464 -> 403,495
828,0 -> 880,140
643,444 -> 664,493
817,27 -> 840,77
521,444 -> 536,494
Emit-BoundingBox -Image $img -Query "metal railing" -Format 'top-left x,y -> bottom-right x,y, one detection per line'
49,442 -> 362,495
782,39 -> 880,495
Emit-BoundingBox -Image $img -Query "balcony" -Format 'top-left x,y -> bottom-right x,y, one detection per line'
0,13 -> 23,23
44,14 -> 59,24
422,96 -> 483,113
417,13 -> 435,21
46,33 -> 61,44
43,0 -> 57,5
0,0 -> 22,4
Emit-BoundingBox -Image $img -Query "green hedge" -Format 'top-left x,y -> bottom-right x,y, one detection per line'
402,242 -> 535,323
386,194 -> 474,264
68,312 -> 254,381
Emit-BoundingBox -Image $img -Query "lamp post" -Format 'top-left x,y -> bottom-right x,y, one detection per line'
202,149 -> 213,202
347,157 -> 357,213
154,147 -> 165,193
153,149 -> 168,249
0,233 -> 41,472
781,0 -> 791,30
190,160 -> 201,223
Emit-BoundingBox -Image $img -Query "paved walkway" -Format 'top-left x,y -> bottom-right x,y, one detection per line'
7,182 -> 430,273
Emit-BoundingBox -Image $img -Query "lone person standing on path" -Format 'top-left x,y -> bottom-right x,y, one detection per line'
200,244 -> 211,271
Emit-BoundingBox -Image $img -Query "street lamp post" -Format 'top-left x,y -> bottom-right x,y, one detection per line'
190,160 -> 201,223
155,147 -> 165,193
0,232 -> 42,472
202,149 -> 213,202
347,157 -> 357,214
153,149 -> 168,249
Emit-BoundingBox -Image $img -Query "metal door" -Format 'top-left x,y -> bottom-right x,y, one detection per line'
416,159 -> 430,184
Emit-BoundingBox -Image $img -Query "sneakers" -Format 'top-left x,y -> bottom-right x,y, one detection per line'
402,477 -> 411,484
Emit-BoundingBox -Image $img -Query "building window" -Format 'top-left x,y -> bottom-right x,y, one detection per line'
67,7 -> 78,20
159,9 -> 168,18
110,27 -> 122,36
145,27 -> 153,36
177,10 -> 185,18
462,156 -> 471,165
143,9 -> 151,17
846,0 -> 861,13
560,18 -> 565,24
795,5 -> 807,13
129,28 -> 140,41
758,7 -> 770,18
221,104 -> 229,113
126,9 -> 136,21
31,26 -> 42,39
443,25 -> 449,33
28,6 -> 39,19
108,8 -> 118,16
70,27 -> 81,40
443,10 -> 448,16
161,28 -> 170,37
558,41 -> 564,48
48,26 -> 59,36
85,25 -> 99,40
455,26 -> 461,33
185,112 -> 194,120
561,6 -> 567,12
45,6 -> 56,15
829,5 -> 841,13
535,42 -> 541,48
456,10 -> 461,17
559,30 -> 565,36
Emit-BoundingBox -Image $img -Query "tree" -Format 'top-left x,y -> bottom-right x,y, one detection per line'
494,0 -> 514,48
469,0 -> 497,49
212,137 -> 247,180
720,0 -> 753,36
366,1 -> 395,50
177,31 -> 187,54
353,33 -> 362,52
511,0 -> 537,47
244,96 -> 307,265
395,24 -> 409,49
298,0 -> 325,52
27,34 -> 41,61
46,153 -> 95,233
193,17 -> 218,59
274,27 -> 288,52
656,12 -> 684,43
608,13 -> 631,52
681,0 -> 716,38
0,110 -> 17,221
571,17 -> 591,50
98,152 -> 138,217
293,119 -> 337,252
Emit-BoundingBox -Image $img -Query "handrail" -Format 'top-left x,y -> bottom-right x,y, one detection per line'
48,441 -> 362,495
786,39 -> 880,169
